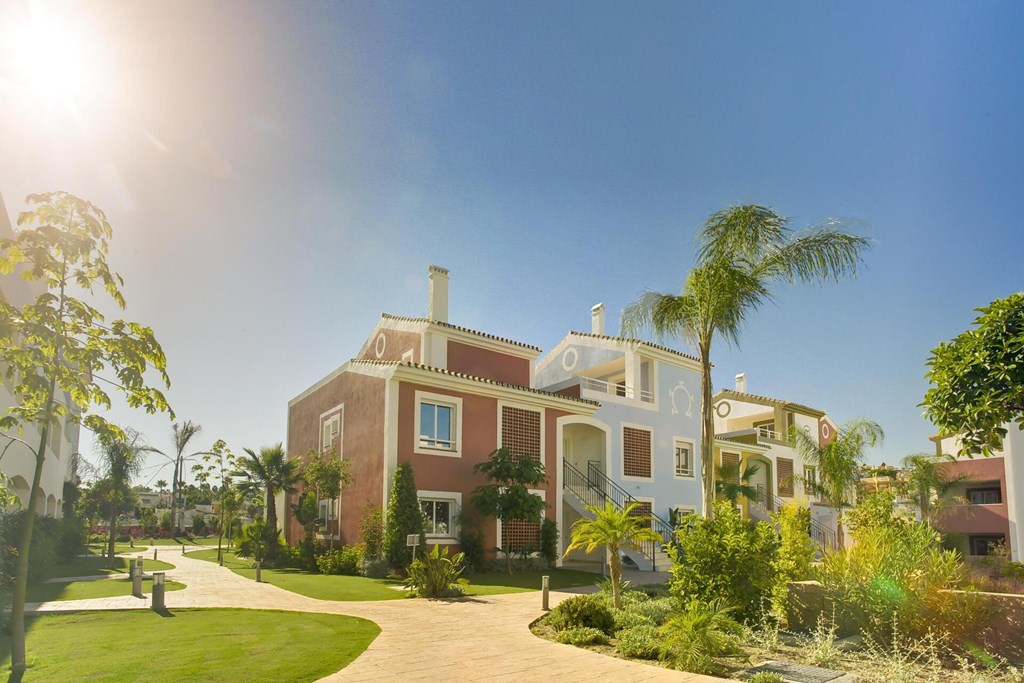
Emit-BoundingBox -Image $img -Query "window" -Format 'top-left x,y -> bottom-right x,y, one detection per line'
623,426 -> 652,478
321,411 -> 341,452
968,486 -> 1002,505
721,452 -> 740,483
777,458 -> 794,497
501,405 -> 542,462
421,498 -> 454,537
670,506 -> 696,527
804,466 -> 817,494
674,440 -> 694,478
969,534 -> 1006,556
420,401 -> 455,450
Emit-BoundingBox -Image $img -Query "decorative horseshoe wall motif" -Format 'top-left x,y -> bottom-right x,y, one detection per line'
670,381 -> 694,418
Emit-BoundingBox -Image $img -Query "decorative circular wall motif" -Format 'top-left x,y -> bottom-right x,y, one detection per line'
820,421 -> 832,440
715,401 -> 731,418
561,346 -> 578,372
374,332 -> 387,358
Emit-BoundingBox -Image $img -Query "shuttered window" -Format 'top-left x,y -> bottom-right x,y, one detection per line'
778,458 -> 794,497
721,452 -> 740,483
501,406 -> 541,462
623,427 -> 652,478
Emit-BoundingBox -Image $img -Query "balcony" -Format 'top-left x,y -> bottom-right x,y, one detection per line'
579,376 -> 654,404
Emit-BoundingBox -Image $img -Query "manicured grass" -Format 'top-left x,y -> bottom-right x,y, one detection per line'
86,544 -> 146,556
144,536 -> 224,546
0,609 -> 379,682
462,569 -> 599,595
47,555 -> 175,579
27,577 -> 186,602
190,549 -> 407,601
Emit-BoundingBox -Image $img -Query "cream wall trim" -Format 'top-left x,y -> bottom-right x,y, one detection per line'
554,415 -> 615,565
496,400 -> 546,468
383,378 -> 400,519
414,390 -> 464,457
620,422 -> 655,482
417,489 -> 462,545
319,404 -> 344,454
495,489 -> 546,552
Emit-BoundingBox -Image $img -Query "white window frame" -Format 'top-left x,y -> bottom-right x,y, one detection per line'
621,422 -> 654,482
417,490 -> 461,544
673,437 -> 695,479
414,390 -> 463,457
320,405 -> 343,454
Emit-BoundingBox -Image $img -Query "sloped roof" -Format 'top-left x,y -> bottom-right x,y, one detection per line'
567,331 -> 702,363
713,389 -> 825,417
381,313 -> 542,351
350,359 -> 599,406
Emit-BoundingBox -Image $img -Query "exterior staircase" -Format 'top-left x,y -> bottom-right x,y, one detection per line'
562,461 -> 674,572
749,484 -> 838,553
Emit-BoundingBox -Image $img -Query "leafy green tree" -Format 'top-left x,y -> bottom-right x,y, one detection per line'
79,478 -> 138,528
714,460 -> 760,506
291,490 -> 320,570
383,462 -> 425,570
622,205 -> 870,518
231,443 -> 299,536
923,293 -> 1024,456
192,439 -> 235,559
96,429 -> 156,565
471,447 -> 548,575
900,452 -> 971,525
669,500 -> 779,624
358,503 -> 385,562
301,449 -> 352,548
564,501 -> 662,608
790,418 -> 884,549
0,192 -> 172,676
770,503 -> 816,620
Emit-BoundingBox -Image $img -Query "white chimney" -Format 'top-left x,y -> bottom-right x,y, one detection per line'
591,303 -> 606,336
735,372 -> 747,393
428,265 -> 449,322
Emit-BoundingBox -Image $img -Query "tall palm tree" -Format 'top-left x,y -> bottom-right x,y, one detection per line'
169,421 -> 204,533
900,452 -> 971,525
97,429 -> 158,566
790,418 -> 884,549
155,479 -> 167,493
714,460 -> 760,507
563,501 -> 663,609
232,443 -> 300,534
622,205 -> 871,519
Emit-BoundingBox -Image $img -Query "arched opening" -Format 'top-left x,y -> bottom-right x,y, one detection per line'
34,488 -> 46,515
9,476 -> 29,513
558,418 -> 611,568
46,494 -> 57,517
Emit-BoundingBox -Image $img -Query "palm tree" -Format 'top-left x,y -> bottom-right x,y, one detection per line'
790,418 -> 884,549
900,452 -> 971,525
155,479 -> 167,493
563,501 -> 663,609
232,443 -> 300,535
622,205 -> 871,519
96,429 -> 158,567
715,460 -> 760,507
169,421 -> 205,534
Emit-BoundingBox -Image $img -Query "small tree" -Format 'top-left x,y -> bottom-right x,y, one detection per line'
923,293 -> 1024,456
291,490 -> 320,570
358,503 -> 385,562
0,192 -> 173,675
471,447 -> 548,575
770,503 -> 816,620
714,460 -> 760,506
96,429 -> 155,565
564,501 -> 663,608
383,462 -> 425,570
302,449 -> 352,548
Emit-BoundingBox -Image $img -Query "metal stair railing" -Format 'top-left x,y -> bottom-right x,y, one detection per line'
584,462 -> 676,549
749,484 -> 838,552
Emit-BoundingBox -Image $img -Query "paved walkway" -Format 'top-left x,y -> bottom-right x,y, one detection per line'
29,550 -> 723,682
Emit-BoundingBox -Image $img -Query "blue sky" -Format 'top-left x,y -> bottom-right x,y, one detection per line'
1,1 -> 1022,483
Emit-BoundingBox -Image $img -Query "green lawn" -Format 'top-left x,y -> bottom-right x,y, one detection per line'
1,609 -> 379,682
86,544 -> 146,556
190,549 -> 407,601
462,569 -> 599,595
27,577 -> 186,602
47,556 -> 175,579
144,536 -> 224,546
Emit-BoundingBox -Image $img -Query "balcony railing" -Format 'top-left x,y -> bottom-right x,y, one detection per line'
579,376 -> 654,403
756,426 -> 785,441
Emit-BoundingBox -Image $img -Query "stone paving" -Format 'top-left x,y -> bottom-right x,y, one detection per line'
28,549 -> 724,682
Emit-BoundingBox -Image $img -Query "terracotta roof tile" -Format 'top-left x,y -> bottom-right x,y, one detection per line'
567,331 -> 702,363
381,313 -> 541,351
714,389 -> 825,417
350,359 -> 599,406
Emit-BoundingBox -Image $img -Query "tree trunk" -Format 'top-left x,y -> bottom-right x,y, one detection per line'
265,485 -> 277,532
505,535 -> 513,575
610,546 -> 623,609
699,344 -> 716,520
836,510 -> 845,550
170,460 -> 179,536
106,485 -> 119,568
10,382 -> 56,677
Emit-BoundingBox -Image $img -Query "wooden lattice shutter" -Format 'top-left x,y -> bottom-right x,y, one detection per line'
721,452 -> 740,483
623,427 -> 652,478
502,406 -> 541,462
777,458 -> 794,497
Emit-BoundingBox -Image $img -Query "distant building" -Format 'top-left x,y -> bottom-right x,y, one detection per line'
0,193 -> 80,517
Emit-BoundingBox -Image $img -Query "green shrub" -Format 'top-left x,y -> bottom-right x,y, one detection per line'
628,597 -> 676,626
456,505 -> 486,571
57,516 -> 87,562
633,583 -> 671,599
613,608 -> 654,632
383,463 -> 425,570
548,594 -> 615,634
358,503 -> 385,562
140,510 -> 159,538
555,626 -> 608,646
316,545 -> 363,575
403,544 -> 466,598
748,672 -> 785,683
669,501 -> 779,623
192,515 -> 207,536
659,599 -> 744,675
360,558 -> 390,579
615,624 -> 661,659
1002,560 -> 1024,582
540,517 -> 558,568
771,503 -> 816,620
159,511 -> 172,534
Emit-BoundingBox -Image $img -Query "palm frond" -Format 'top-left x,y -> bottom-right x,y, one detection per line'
756,227 -> 871,285
696,205 -> 788,266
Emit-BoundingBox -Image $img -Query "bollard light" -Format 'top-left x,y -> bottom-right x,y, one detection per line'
542,575 -> 550,611
153,548 -> 158,561
151,571 -> 166,610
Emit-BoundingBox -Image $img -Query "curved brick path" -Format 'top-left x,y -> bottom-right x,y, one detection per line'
28,549 -> 722,682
